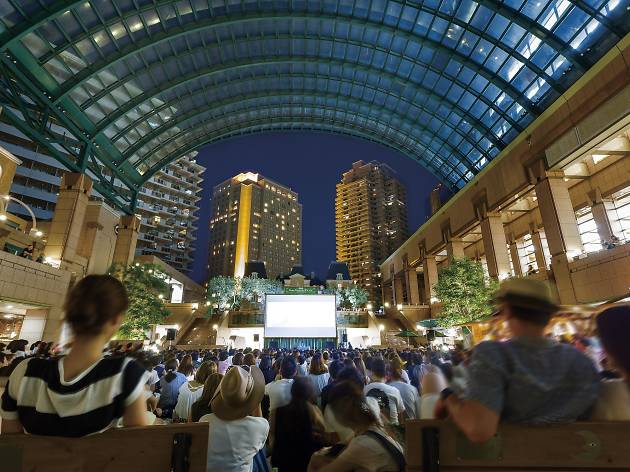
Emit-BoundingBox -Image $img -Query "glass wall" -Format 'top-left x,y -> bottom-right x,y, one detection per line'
576,207 -> 603,253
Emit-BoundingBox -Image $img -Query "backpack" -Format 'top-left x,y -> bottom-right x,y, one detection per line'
366,388 -> 391,421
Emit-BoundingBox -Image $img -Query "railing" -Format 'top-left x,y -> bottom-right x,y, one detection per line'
336,312 -> 368,327
229,313 -> 265,327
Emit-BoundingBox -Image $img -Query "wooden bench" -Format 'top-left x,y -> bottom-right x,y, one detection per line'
406,420 -> 630,471
0,423 -> 209,472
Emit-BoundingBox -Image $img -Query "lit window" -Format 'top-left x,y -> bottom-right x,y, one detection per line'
609,186 -> 630,243
576,207 -> 603,253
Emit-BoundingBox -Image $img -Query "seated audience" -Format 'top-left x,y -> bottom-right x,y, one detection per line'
309,381 -> 405,472
435,279 -> 600,443
157,359 -> 187,417
244,353 -> 256,367
308,353 -> 330,400
259,355 -> 277,384
232,352 -> 244,367
364,358 -> 405,425
353,356 -> 369,385
218,350 -> 230,374
0,275 -> 147,436
388,357 -> 420,420
420,368 -> 448,419
321,360 -> 345,411
266,356 -> 297,412
178,354 -> 195,380
592,304 -> 630,420
202,365 -> 269,472
323,367 -> 381,444
190,373 -> 223,422
174,361 -> 216,421
271,377 -> 331,471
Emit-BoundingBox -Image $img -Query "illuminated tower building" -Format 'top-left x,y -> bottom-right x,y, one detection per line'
335,161 -> 408,304
208,172 -> 302,279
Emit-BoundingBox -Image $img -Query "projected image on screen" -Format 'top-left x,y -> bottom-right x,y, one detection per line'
265,294 -> 337,337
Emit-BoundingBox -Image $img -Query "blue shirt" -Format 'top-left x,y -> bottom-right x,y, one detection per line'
456,337 -> 599,424
158,372 -> 187,408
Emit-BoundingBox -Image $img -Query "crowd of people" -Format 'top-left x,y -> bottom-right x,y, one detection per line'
1,274 -> 630,472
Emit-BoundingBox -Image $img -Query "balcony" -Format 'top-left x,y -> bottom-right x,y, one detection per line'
569,243 -> 630,303
336,311 -> 368,328
228,313 -> 264,327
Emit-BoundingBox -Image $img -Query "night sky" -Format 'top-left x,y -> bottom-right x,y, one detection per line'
191,132 -> 442,284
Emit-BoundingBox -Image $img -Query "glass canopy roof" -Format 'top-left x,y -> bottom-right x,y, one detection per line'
0,0 -> 628,207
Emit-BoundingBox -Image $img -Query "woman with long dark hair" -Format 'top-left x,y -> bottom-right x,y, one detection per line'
190,373 -> 223,422
178,354 -> 194,380
271,377 -> 329,472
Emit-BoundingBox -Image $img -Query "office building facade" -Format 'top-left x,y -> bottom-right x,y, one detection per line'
335,160 -> 409,304
208,172 -> 301,279
0,121 -> 204,274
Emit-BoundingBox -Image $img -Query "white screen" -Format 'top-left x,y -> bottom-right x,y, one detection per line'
265,294 -> 337,337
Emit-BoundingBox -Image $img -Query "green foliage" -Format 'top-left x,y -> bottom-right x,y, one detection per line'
241,277 -> 284,304
433,257 -> 499,327
336,284 -> 369,310
207,276 -> 238,311
109,263 -> 171,340
206,276 -> 284,312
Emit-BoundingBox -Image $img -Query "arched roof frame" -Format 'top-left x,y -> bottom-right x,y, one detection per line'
129,93 -> 481,174
0,0 -> 627,212
119,73 -> 506,161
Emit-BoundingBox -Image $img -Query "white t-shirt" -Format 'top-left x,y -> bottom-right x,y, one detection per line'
399,370 -> 410,384
264,378 -> 294,411
173,382 -> 204,420
146,369 -> 160,386
388,380 -> 420,419
307,372 -> 330,397
201,414 -> 269,472
591,379 -> 630,421
335,427 -> 404,472
364,382 -> 405,425
420,394 -> 440,419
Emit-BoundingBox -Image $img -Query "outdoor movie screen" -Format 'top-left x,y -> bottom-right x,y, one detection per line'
265,294 -> 337,338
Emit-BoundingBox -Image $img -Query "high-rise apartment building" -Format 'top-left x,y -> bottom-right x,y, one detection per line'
335,160 -> 409,304
208,172 -> 302,279
0,120 -> 204,274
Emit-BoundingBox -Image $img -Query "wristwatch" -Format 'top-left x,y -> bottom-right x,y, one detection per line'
440,387 -> 455,401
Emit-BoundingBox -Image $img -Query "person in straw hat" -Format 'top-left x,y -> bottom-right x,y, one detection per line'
435,278 -> 599,443
201,365 -> 269,472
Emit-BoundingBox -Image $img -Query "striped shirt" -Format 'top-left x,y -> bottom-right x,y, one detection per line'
0,355 -> 146,437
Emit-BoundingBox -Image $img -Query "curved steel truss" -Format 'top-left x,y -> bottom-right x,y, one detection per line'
0,0 -> 628,212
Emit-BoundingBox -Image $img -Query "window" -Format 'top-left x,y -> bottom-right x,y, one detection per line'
576,207 -> 603,253
609,186 -> 630,243
518,234 -> 538,272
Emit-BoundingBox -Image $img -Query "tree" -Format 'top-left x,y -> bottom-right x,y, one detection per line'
207,276 -> 238,311
433,257 -> 499,327
345,284 -> 369,310
335,284 -> 369,310
109,263 -> 171,339
241,277 -> 283,304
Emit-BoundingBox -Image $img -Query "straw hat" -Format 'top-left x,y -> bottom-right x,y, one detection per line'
211,365 -> 265,421
492,278 -> 558,314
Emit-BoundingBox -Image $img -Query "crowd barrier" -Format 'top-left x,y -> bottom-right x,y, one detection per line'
0,423 -> 209,472
406,420 -> 630,471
